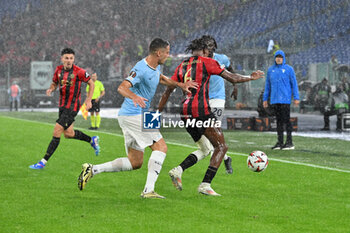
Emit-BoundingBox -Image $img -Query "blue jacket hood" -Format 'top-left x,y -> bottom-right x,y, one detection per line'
274,50 -> 286,66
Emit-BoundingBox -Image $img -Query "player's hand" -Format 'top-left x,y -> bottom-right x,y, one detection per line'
250,70 -> 264,80
132,95 -> 148,108
230,85 -> 238,100
294,100 -> 300,107
85,100 -> 92,110
179,81 -> 199,94
263,101 -> 268,108
46,89 -> 53,96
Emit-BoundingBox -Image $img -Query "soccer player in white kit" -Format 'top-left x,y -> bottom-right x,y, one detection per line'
78,38 -> 198,199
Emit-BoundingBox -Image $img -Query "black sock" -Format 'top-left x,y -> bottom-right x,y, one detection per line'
73,130 -> 91,143
43,137 -> 60,161
202,166 -> 218,184
179,154 -> 198,171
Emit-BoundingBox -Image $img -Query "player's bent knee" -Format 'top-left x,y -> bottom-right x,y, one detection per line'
216,143 -> 228,154
131,160 -> 143,169
196,136 -> 214,156
151,139 -> 167,153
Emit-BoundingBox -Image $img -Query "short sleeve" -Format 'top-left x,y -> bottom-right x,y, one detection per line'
99,81 -> 105,91
223,55 -> 230,68
78,68 -> 90,83
125,69 -> 142,86
171,65 -> 182,83
206,58 -> 225,76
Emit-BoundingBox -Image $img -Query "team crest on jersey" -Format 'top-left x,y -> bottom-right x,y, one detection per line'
128,71 -> 137,80
282,69 -> 285,73
70,74 -> 75,79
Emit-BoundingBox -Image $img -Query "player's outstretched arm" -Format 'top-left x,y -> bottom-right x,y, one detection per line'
159,74 -> 198,94
117,80 -> 148,108
221,70 -> 264,84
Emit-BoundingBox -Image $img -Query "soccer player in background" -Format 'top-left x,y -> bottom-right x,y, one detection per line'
78,38 -> 198,199
86,73 -> 105,130
29,48 -> 100,169
200,35 -> 237,174
158,38 -> 264,196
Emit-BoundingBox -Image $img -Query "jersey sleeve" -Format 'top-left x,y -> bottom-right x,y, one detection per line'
78,68 -> 91,83
206,58 -> 225,75
125,68 -> 142,86
171,64 -> 183,83
223,55 -> 231,68
99,81 -> 105,91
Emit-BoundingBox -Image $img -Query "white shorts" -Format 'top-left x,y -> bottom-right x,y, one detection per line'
118,115 -> 163,152
209,99 -> 225,121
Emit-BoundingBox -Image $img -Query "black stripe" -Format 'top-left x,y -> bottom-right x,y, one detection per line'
59,68 -> 65,107
183,58 -> 194,117
64,69 -> 74,109
70,70 -> 81,111
198,62 -> 209,118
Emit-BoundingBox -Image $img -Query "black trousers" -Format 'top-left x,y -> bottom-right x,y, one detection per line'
272,104 -> 292,144
324,110 -> 342,130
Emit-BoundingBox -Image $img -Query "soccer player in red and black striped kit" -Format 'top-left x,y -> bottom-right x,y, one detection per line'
29,48 -> 100,169
159,38 -> 264,195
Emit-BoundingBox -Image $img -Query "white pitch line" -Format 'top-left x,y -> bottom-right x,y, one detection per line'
2,115 -> 350,174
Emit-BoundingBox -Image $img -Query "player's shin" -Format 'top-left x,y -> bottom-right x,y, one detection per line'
43,136 -> 60,161
143,151 -> 166,193
92,157 -> 132,175
73,130 -> 91,143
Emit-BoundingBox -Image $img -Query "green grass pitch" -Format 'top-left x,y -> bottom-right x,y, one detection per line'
0,112 -> 349,233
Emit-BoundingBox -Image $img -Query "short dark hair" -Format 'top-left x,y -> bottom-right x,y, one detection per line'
61,48 -> 75,56
185,38 -> 206,53
149,38 -> 170,53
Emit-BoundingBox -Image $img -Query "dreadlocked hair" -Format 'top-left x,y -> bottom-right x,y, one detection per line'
185,38 -> 206,53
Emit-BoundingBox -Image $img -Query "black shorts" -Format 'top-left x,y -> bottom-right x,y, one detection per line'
56,107 -> 78,130
182,113 -> 217,142
88,99 -> 100,113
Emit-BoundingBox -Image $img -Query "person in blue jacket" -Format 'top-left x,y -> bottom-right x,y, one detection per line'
263,50 -> 300,150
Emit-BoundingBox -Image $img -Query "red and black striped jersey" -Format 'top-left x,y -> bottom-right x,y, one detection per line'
52,64 -> 90,112
171,56 -> 224,118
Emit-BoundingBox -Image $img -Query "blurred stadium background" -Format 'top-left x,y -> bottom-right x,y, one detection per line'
0,0 -> 349,111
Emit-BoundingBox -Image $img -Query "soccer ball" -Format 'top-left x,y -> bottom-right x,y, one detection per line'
247,150 -> 268,172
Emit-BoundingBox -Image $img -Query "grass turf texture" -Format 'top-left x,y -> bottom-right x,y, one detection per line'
0,112 -> 349,233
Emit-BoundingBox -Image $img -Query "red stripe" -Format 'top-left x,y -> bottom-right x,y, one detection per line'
74,81 -> 82,111
66,81 -> 74,109
192,58 -> 204,118
181,62 -> 188,117
60,71 -> 68,108
203,77 -> 210,115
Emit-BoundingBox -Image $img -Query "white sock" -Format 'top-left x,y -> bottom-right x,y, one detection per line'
92,157 -> 132,175
224,154 -> 228,160
40,159 -> 47,165
176,165 -> 183,174
143,151 -> 166,193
